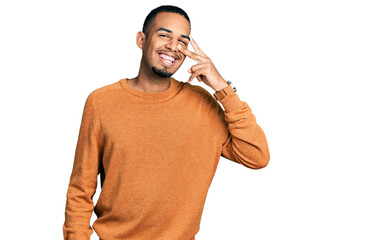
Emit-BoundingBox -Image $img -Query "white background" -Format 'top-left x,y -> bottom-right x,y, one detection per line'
1,0 -> 366,239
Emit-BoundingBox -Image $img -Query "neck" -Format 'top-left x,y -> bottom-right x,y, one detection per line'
128,59 -> 171,93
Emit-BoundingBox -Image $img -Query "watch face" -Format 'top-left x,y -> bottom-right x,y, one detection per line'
227,81 -> 236,92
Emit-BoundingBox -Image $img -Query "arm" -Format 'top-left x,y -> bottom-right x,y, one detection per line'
215,86 -> 270,169
176,35 -> 270,168
63,93 -> 103,240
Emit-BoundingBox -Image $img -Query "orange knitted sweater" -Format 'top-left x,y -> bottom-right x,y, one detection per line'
63,77 -> 270,240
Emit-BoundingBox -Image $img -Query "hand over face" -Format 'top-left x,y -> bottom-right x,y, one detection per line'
178,36 -> 228,91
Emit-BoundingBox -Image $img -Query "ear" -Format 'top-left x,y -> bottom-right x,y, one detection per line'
136,31 -> 146,49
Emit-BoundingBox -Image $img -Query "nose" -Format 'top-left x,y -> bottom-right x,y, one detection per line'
166,39 -> 179,52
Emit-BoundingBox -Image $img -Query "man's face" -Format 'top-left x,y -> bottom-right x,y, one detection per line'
140,12 -> 191,78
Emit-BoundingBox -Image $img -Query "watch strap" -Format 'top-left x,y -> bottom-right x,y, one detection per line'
213,81 -> 236,101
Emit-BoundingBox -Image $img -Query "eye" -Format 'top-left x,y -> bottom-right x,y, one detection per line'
159,34 -> 168,38
179,40 -> 187,45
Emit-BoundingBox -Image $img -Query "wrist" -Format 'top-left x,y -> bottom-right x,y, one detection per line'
213,79 -> 229,92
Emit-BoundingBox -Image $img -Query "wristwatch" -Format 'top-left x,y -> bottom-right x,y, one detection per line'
213,80 -> 237,101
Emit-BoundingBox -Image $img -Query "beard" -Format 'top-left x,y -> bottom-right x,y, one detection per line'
152,66 -> 173,78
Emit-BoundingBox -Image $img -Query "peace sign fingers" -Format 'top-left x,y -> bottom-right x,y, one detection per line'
189,35 -> 208,58
178,44 -> 207,63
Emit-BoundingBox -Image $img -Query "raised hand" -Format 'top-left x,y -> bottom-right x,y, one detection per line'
178,36 -> 228,91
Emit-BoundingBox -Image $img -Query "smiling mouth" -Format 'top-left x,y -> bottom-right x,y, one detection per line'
158,53 -> 178,66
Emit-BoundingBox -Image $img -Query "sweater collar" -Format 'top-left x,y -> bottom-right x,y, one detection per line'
119,77 -> 182,103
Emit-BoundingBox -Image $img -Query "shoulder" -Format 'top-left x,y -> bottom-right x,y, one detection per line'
183,82 -> 216,102
85,79 -> 122,104
183,82 -> 224,115
184,82 -> 221,105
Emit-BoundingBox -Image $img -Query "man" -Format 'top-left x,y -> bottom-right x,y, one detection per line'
63,5 -> 270,240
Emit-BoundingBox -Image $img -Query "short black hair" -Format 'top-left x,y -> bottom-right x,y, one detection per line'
142,5 -> 191,39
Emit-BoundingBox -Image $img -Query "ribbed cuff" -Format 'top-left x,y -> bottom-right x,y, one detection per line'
218,91 -> 245,112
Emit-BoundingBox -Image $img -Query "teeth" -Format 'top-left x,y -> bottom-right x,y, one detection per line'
159,54 -> 175,62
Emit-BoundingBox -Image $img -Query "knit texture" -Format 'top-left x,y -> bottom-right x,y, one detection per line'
63,77 -> 270,240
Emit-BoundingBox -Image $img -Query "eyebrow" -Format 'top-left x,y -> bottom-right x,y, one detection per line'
156,27 -> 190,41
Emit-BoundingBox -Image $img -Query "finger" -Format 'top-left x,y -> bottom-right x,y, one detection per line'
188,62 -> 208,74
178,44 -> 206,62
188,68 -> 206,83
189,35 -> 208,58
